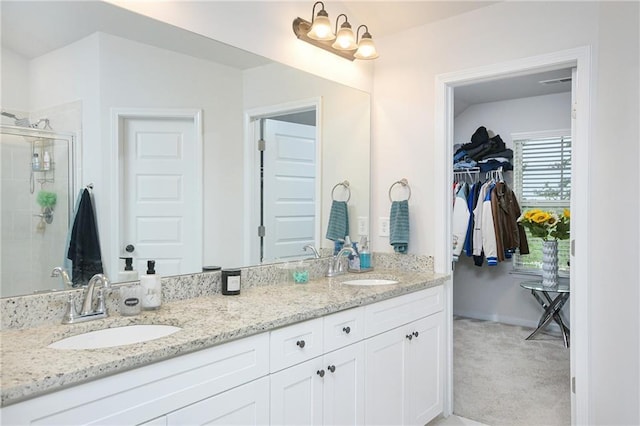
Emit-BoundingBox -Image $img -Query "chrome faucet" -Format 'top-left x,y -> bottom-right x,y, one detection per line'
62,274 -> 111,324
326,247 -> 355,277
303,244 -> 321,259
51,267 -> 72,289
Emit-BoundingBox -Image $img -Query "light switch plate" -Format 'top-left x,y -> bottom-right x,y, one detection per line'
357,216 -> 369,236
379,217 -> 390,237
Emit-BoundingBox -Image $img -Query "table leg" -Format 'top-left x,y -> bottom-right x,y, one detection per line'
526,290 -> 570,347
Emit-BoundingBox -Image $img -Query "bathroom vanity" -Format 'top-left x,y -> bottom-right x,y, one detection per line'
0,268 -> 447,425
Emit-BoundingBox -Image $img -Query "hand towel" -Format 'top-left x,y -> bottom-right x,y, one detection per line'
390,200 -> 409,253
67,188 -> 103,286
326,200 -> 349,241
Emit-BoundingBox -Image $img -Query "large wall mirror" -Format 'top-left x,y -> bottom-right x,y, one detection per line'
0,1 -> 370,297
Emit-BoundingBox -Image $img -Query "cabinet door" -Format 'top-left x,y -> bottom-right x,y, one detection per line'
166,376 -> 269,425
270,357 -> 324,426
404,312 -> 444,426
364,327 -> 407,426
323,342 -> 365,426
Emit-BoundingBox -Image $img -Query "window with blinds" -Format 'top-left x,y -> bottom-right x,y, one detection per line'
513,133 -> 571,274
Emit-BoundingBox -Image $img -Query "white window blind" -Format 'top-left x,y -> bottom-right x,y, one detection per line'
513,134 -> 571,274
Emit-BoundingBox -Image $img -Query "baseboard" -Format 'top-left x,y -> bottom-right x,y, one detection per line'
452,309 -> 564,334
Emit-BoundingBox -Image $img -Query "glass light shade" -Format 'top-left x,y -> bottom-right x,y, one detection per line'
332,26 -> 357,50
307,13 -> 335,41
354,36 -> 379,60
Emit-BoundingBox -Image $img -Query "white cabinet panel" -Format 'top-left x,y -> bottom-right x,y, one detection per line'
364,327 -> 407,425
323,307 -> 364,353
270,318 -> 324,373
406,312 -> 444,426
270,357 -> 325,426
167,376 -> 269,425
363,309 -> 444,426
364,286 -> 443,338
323,342 -> 365,426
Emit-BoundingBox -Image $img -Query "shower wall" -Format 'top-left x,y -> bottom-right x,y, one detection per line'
1,133 -> 70,296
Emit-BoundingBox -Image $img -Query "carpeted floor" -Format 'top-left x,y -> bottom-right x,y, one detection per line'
453,317 -> 570,426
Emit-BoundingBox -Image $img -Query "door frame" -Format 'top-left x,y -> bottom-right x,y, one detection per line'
109,108 -> 203,280
434,46 -> 592,424
243,98 -> 322,266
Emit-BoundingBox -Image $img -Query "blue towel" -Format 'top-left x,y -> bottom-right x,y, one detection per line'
326,200 -> 349,241
390,200 -> 409,253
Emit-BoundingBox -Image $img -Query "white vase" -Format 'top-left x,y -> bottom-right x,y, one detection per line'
541,240 -> 559,287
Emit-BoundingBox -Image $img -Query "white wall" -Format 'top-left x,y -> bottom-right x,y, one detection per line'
452,93 -> 571,328
372,1 -> 639,423
1,48 -> 30,112
243,62 -> 370,252
107,0 -> 374,93
26,32 -> 245,276
97,33 -> 244,273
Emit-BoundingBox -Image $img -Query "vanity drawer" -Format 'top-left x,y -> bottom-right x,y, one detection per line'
323,307 -> 365,352
270,317 -> 324,373
364,286 -> 443,338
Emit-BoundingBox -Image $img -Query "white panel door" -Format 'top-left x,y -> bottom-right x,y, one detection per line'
263,119 -> 316,263
405,313 -> 444,426
323,342 -> 365,426
270,357 -> 324,426
122,116 -> 201,276
364,328 -> 406,426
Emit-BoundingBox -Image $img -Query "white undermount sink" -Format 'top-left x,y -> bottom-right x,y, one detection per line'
48,324 -> 182,350
341,279 -> 399,286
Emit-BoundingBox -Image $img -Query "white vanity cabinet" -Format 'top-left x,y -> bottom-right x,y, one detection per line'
1,285 -> 444,426
363,287 -> 445,426
0,333 -> 270,425
269,308 -> 365,426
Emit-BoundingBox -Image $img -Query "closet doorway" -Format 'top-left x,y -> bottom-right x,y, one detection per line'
435,47 -> 592,424
450,69 -> 573,425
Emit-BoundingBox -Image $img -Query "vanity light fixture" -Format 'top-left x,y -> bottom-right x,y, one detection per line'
332,14 -> 357,51
292,1 -> 379,61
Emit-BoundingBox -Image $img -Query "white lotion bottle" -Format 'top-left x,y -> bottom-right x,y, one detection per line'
140,260 -> 162,310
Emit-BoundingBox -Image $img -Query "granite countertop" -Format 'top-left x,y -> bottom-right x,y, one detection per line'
0,270 -> 447,407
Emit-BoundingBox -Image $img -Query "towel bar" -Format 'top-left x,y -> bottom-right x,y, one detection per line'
331,180 -> 351,202
389,178 -> 411,202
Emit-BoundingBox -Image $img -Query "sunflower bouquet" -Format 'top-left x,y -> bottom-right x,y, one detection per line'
517,208 -> 570,241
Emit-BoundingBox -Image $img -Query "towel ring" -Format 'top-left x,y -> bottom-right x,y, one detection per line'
331,180 -> 351,203
389,178 -> 411,202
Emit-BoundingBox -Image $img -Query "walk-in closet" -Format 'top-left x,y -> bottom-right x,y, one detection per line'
449,68 -> 573,425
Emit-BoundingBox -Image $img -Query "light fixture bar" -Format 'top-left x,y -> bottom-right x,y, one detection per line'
293,17 -> 356,61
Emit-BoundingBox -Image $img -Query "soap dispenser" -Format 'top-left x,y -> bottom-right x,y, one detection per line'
140,260 -> 162,310
359,236 -> 371,269
118,257 -> 138,282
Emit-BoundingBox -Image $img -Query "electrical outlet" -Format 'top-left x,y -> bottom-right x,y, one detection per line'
379,217 -> 390,237
357,217 -> 369,236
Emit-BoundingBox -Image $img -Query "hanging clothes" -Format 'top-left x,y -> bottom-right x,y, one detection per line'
491,181 -> 529,260
452,183 -> 470,261
67,188 -> 103,286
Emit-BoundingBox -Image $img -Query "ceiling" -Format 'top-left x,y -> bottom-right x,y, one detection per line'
0,1 -> 270,69
340,1 -> 572,113
2,1 -> 571,109
453,69 -> 573,116
342,1 -> 500,39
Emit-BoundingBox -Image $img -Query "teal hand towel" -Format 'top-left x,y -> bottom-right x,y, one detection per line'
390,200 -> 409,253
326,200 -> 349,241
